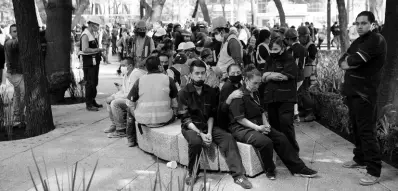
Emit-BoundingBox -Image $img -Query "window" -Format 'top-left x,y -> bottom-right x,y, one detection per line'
258,0 -> 268,13
308,2 -> 324,12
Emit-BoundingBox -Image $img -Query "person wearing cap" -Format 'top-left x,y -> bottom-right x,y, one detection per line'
127,56 -> 178,128
212,16 -> 243,85
176,42 -> 186,53
152,27 -> 167,48
201,48 -> 222,89
101,23 -> 112,64
285,28 -> 307,122
181,29 -> 193,42
124,20 -> 155,67
190,24 -> 208,52
297,26 -> 317,122
79,16 -> 106,111
166,23 -> 174,39
183,41 -> 200,65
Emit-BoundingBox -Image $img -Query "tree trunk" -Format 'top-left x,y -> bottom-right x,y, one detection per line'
11,0 -> 55,136
141,0 -> 152,21
221,0 -> 226,18
327,0 -> 331,50
378,0 -> 398,114
151,0 -> 166,23
36,0 -> 47,24
71,0 -> 89,29
273,0 -> 286,26
251,0 -> 256,25
192,0 -> 199,19
199,0 -> 210,25
45,0 -> 73,103
336,0 -> 350,52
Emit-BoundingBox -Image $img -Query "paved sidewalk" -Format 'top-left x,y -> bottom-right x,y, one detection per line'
1,63 -> 397,191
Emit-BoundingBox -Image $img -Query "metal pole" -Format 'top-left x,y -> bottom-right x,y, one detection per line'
327,0 -> 331,50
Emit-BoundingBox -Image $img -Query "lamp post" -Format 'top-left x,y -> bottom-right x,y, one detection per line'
327,0 -> 331,50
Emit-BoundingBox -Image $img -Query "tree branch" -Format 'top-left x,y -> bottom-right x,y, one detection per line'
71,0 -> 89,28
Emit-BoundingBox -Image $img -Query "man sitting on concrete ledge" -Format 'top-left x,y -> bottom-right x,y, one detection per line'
178,60 -> 252,189
127,56 -> 178,128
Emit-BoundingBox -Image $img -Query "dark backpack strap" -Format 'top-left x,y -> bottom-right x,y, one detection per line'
169,67 -> 181,85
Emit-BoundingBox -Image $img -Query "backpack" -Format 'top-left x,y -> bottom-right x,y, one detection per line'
170,64 -> 190,89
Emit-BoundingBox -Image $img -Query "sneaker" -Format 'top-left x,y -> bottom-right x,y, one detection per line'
233,175 -> 252,189
294,114 -> 300,122
93,101 -> 103,108
86,106 -> 99,111
342,160 -> 366,169
107,131 -> 127,138
104,125 -> 116,133
359,173 -> 380,186
185,175 -> 198,186
303,113 -> 316,122
266,170 -> 276,180
127,138 -> 137,147
294,167 -> 318,178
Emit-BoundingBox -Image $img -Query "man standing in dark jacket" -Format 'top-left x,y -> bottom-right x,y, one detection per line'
339,11 -> 386,186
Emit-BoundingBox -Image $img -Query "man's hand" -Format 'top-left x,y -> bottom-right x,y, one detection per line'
270,73 -> 288,81
200,132 -> 212,146
226,90 -> 243,104
256,125 -> 271,134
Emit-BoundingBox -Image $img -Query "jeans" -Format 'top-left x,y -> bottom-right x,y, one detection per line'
181,126 -> 246,178
231,126 -> 305,173
346,95 -> 382,177
110,98 -> 128,130
83,64 -> 100,106
6,73 -> 25,122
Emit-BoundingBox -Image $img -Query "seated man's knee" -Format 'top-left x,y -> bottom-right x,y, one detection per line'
256,136 -> 273,150
106,95 -> 115,104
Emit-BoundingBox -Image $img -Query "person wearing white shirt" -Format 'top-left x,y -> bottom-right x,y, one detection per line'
104,60 -> 147,144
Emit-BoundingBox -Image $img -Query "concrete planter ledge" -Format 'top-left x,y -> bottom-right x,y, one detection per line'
135,120 -> 268,177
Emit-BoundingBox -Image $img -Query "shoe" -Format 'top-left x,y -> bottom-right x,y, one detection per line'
127,138 -> 137,147
294,167 -> 318,178
294,114 -> 300,122
233,175 -> 252,189
303,113 -> 316,122
107,131 -> 127,138
359,173 -> 380,186
266,170 -> 276,180
104,125 -> 116,133
342,160 -> 366,169
86,106 -> 99,111
93,101 -> 103,108
185,175 -> 198,186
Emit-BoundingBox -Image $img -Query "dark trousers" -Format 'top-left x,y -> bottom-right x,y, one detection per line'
181,126 -> 245,178
83,64 -> 100,106
231,127 -> 305,173
267,102 -> 300,154
126,111 -> 136,143
298,77 -> 315,114
346,95 -> 382,177
111,36 -> 117,54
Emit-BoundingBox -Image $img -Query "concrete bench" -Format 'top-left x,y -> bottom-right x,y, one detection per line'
135,120 -> 266,177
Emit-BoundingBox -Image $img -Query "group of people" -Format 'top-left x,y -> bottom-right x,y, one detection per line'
74,10 -> 386,188
0,9 -> 385,188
